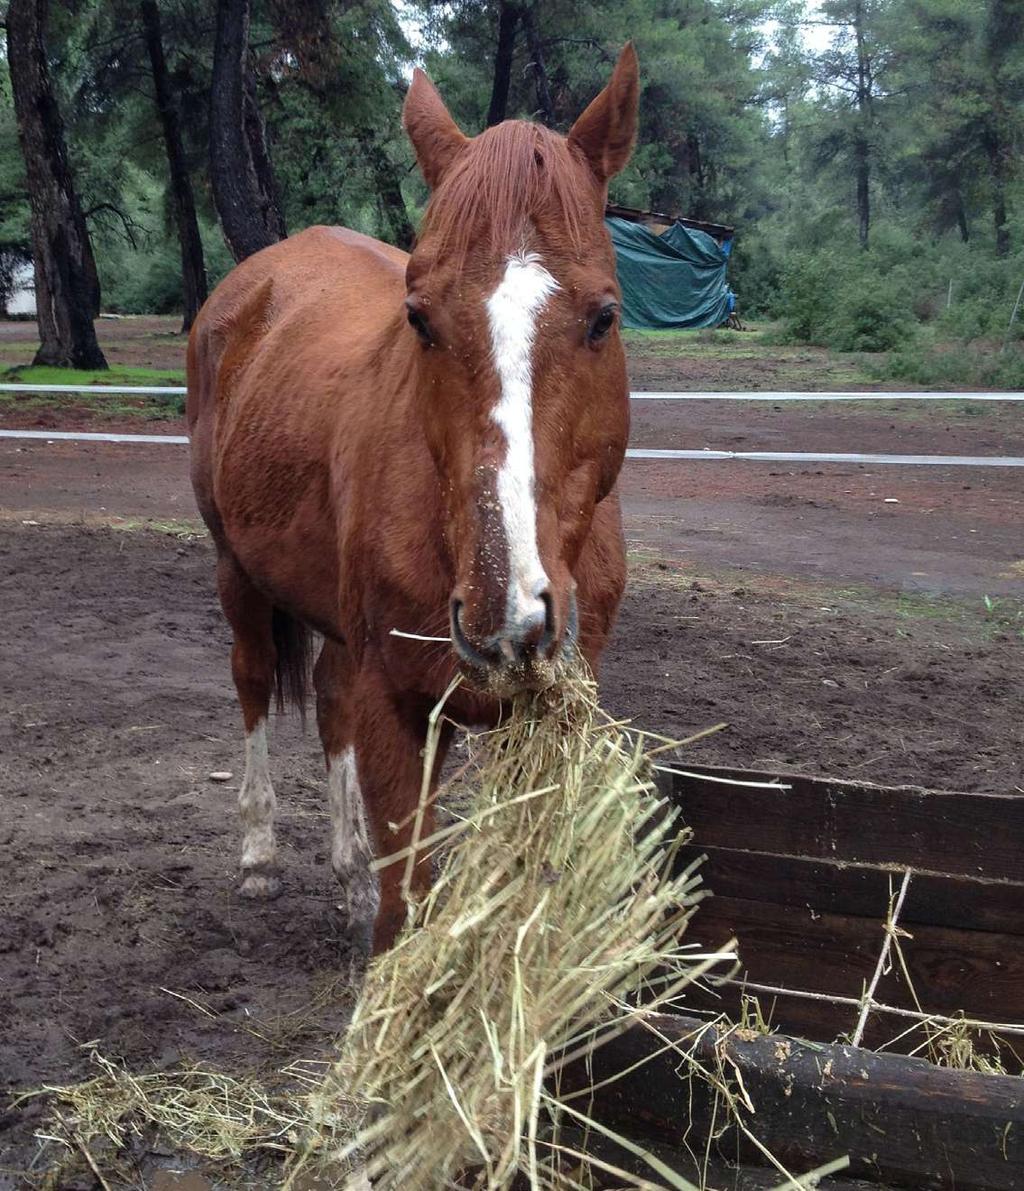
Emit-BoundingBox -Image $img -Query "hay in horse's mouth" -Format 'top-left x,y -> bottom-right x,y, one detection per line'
390,625 -> 562,696
295,665 -> 735,1187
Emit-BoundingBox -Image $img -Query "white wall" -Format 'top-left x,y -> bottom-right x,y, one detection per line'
6,261 -> 36,317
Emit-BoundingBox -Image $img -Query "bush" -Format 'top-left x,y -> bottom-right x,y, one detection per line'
725,233 -> 783,317
876,342 -> 1024,389
825,278 -> 915,352
777,251 -> 915,352
94,216 -> 233,316
777,252 -> 835,344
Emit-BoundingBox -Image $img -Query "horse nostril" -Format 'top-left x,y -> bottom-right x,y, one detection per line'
451,590 -> 559,672
450,598 -> 500,669
502,590 -> 556,664
538,588 -> 556,654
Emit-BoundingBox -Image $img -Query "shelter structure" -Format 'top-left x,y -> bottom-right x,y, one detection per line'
605,202 -> 736,330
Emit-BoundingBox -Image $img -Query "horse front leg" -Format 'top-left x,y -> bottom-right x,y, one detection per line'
349,670 -> 452,954
314,641 -> 379,939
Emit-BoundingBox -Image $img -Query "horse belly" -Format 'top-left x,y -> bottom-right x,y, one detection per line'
214,442 -> 343,638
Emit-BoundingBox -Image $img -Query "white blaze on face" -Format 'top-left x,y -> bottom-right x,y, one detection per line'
485,252 -> 558,627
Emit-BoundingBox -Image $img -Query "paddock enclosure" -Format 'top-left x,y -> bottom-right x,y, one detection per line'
2,320 -> 1024,1186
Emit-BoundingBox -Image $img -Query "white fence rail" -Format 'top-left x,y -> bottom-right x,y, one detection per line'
3,385 -> 1023,466
2,383 -> 1023,402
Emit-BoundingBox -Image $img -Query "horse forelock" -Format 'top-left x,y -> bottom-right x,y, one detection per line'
420,121 -> 596,268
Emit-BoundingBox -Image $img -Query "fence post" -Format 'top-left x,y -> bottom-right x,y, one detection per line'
1003,278 -> 1024,354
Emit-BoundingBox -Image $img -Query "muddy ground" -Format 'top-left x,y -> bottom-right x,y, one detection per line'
1,521 -> 1021,1185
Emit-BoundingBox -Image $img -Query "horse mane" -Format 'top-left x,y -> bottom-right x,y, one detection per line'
421,120 -> 594,267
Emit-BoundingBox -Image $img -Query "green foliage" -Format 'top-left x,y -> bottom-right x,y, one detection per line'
876,341 -> 1024,388
2,0 -> 1021,353
777,247 -> 915,352
828,279 -> 915,352
0,44 -> 31,254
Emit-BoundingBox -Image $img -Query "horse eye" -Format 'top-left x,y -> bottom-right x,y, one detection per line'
588,305 -> 617,343
407,304 -> 433,346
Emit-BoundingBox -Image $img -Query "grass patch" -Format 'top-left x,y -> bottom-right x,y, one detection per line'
109,517 -> 207,539
623,323 -> 878,388
0,364 -> 186,420
871,338 -> 1024,391
627,553 -> 1023,641
623,321 -> 1024,392
0,363 -> 186,386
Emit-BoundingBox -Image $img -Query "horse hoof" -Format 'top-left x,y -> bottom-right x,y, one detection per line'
333,861 -> 379,924
239,871 -> 282,900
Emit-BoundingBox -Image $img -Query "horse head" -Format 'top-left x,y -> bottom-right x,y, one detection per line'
402,44 -> 638,694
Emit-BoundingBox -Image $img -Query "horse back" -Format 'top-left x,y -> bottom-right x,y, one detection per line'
187,226 -> 409,632
188,226 -> 407,435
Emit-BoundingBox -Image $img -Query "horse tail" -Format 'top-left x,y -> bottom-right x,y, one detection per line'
271,608 -> 314,720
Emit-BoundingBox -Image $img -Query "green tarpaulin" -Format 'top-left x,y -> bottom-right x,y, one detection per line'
606,215 -> 735,330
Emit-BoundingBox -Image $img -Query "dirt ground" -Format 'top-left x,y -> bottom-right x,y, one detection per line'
1,316 -> 1022,1186
1,521 -> 1022,1185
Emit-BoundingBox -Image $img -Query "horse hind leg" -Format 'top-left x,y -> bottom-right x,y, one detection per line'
217,553 -> 282,899
314,641 -> 378,933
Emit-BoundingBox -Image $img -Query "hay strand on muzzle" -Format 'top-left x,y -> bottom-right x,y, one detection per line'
299,666 -> 733,1188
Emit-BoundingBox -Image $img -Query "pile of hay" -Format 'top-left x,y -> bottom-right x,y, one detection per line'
295,668 -> 732,1188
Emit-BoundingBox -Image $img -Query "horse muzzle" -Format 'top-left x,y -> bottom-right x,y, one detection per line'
449,589 -> 575,694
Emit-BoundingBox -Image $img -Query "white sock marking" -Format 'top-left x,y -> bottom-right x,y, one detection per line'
486,253 -> 558,625
327,747 -> 378,918
239,719 -> 276,872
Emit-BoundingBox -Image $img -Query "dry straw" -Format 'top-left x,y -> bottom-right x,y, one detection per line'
34,666 -> 743,1188
291,667 -> 735,1189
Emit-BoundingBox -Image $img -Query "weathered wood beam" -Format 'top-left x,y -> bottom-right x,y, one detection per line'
665,766 -> 1024,883
561,1013 -> 1024,1189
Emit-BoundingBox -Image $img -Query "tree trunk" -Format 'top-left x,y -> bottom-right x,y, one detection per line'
855,132 -> 870,249
522,6 -> 554,126
359,134 -> 415,251
955,194 -> 970,244
7,0 -> 107,368
984,129 -> 1010,257
854,0 -> 871,250
242,61 -> 287,241
140,0 -> 208,332
210,0 -> 286,262
982,0 -> 1019,257
486,1 -> 521,127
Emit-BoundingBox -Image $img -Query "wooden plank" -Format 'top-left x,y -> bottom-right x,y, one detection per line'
688,895 -> 1024,1023
679,845 -> 1024,935
552,1125 -> 882,1190
665,767 -> 1024,883
679,982 -> 863,1049
678,983 -> 1024,1070
560,1013 -> 1024,1190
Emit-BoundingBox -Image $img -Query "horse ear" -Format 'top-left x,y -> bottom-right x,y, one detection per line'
567,42 -> 639,184
403,68 -> 469,190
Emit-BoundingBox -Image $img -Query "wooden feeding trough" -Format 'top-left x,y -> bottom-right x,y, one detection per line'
564,766 -> 1024,1189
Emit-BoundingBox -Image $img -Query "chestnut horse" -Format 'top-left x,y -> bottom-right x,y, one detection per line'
188,45 -> 639,952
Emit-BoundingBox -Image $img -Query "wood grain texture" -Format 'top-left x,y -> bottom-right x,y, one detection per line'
561,1012 -> 1024,1190
665,767 -> 1024,882
678,844 -> 1024,935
